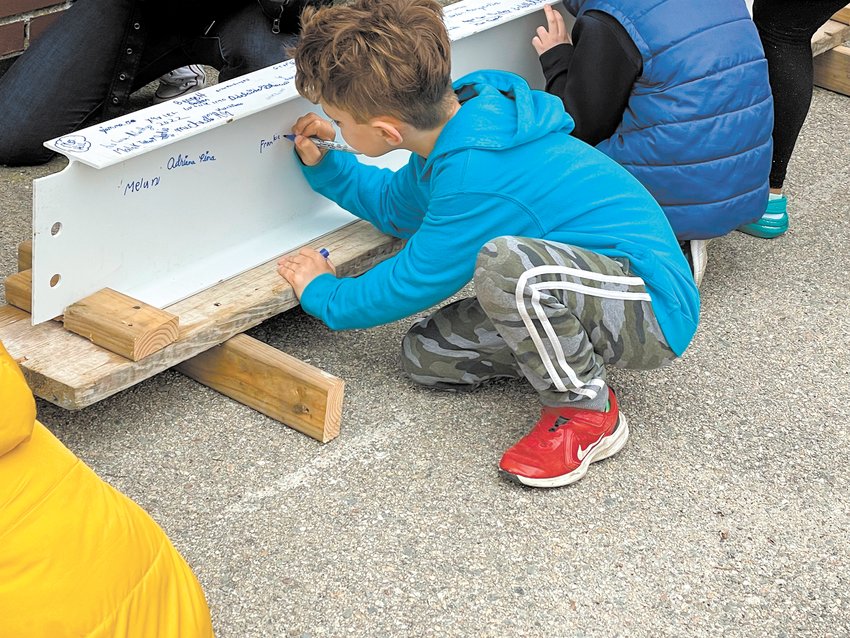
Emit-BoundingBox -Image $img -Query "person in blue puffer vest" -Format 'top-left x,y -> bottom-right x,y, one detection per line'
532,0 -> 774,286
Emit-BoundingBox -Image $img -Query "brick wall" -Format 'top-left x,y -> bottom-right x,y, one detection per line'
0,0 -> 71,61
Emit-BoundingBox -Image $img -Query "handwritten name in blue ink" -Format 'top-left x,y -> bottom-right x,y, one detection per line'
145,112 -> 185,127
176,94 -> 210,108
166,151 -> 217,169
123,175 -> 161,196
228,82 -> 287,101
172,107 -> 240,134
259,133 -> 282,154
98,119 -> 137,135
167,153 -> 196,170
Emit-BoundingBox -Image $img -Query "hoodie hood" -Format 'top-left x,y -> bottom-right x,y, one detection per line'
425,70 -> 575,171
0,341 -> 35,456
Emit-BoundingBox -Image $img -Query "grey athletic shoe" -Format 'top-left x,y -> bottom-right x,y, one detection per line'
153,65 -> 207,103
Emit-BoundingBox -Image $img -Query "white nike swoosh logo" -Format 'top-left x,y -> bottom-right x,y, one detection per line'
577,436 -> 603,461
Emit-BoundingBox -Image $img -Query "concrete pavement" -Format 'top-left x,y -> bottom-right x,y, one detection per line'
1,76 -> 849,638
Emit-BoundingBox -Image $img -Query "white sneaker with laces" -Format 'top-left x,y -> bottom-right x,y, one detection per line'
153,64 -> 207,103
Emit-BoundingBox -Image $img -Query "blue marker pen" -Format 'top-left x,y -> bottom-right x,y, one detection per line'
318,248 -> 330,259
283,134 -> 360,154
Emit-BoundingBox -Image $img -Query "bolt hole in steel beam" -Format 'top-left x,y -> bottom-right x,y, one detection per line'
30,0 -> 556,324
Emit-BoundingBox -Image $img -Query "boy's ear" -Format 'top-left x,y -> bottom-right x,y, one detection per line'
371,118 -> 404,147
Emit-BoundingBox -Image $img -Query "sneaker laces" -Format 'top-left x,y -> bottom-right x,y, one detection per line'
523,413 -> 571,450
524,402 -> 611,450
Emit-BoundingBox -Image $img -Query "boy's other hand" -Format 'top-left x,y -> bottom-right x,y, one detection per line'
532,4 -> 571,55
277,247 -> 337,299
291,113 -> 337,166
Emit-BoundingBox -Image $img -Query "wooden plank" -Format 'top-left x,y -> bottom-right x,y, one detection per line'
63,289 -> 180,361
0,305 -> 29,329
832,5 -> 850,26
811,19 -> 850,58
814,45 -> 850,96
17,240 -> 32,272
178,334 -> 343,443
3,269 -> 31,313
0,221 -> 401,409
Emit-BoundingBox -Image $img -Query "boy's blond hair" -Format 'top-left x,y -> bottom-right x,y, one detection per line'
294,0 -> 454,129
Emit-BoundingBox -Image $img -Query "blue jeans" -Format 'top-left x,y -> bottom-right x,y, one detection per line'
0,0 -> 297,166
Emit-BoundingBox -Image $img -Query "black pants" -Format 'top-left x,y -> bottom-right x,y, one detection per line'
753,0 -> 849,189
0,0 -> 296,166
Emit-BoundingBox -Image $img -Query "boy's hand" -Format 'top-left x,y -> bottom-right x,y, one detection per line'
291,113 -> 337,166
532,4 -> 571,55
277,247 -> 336,299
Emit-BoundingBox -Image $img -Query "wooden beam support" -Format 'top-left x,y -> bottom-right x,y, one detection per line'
63,289 -> 179,361
17,240 -> 32,272
4,270 -> 32,313
177,334 -> 343,443
832,5 -> 850,25
814,45 -> 850,96
811,19 -> 850,58
0,221 -> 400,409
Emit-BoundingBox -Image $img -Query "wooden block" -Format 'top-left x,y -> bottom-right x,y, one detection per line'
832,5 -> 850,25
178,334 -> 343,443
0,221 -> 400,409
63,289 -> 179,361
4,269 -> 32,313
814,45 -> 850,96
17,240 -> 32,272
2,270 -> 61,322
811,19 -> 850,58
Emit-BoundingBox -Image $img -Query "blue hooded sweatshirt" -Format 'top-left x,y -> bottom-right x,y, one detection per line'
299,71 -> 699,356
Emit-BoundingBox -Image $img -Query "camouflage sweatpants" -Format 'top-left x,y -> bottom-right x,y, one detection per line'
401,236 -> 677,410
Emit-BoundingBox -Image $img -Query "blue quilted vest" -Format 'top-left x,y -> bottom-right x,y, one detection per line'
561,0 -> 773,240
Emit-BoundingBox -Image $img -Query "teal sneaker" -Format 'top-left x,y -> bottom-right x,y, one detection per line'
737,195 -> 788,238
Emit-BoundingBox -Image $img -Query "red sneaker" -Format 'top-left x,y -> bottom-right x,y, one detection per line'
499,389 -> 629,488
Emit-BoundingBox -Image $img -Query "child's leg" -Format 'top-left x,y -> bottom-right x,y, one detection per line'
474,236 -> 676,411
401,298 -> 522,390
212,2 -> 300,82
0,0 -> 138,165
474,236 -> 676,487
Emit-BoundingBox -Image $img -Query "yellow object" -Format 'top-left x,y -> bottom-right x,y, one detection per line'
0,342 -> 214,638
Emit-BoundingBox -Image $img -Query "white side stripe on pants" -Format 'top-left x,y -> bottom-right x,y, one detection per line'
516,265 -> 652,397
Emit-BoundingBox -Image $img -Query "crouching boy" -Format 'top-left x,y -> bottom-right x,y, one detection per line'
278,0 -> 700,487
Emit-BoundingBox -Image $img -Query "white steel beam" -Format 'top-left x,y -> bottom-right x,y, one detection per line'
31,0 -> 558,324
